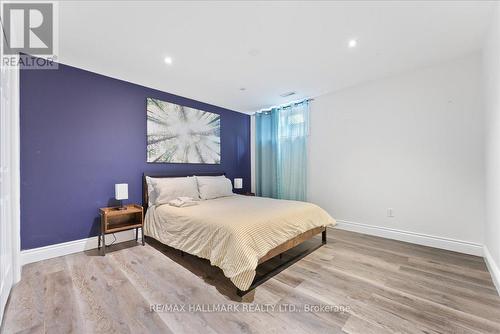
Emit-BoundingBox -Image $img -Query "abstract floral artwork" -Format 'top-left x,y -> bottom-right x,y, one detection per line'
147,98 -> 221,163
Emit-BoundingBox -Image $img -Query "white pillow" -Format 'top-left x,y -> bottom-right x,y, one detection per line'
146,176 -> 199,206
145,176 -> 157,206
196,175 -> 233,200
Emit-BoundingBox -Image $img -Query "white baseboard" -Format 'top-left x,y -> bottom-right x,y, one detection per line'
18,220 -> 486,269
483,246 -> 500,295
20,230 -> 136,266
333,219 -> 483,256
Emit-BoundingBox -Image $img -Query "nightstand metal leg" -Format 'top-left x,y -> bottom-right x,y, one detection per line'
142,227 -> 145,246
102,233 -> 106,255
135,228 -> 138,242
98,232 -> 101,250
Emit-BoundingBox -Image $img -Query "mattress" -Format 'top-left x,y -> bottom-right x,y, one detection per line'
144,195 -> 336,290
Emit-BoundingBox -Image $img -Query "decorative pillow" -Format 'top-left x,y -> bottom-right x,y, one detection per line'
196,175 -> 233,200
146,176 -> 200,206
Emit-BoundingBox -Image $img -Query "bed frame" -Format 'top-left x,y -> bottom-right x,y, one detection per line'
142,172 -> 327,297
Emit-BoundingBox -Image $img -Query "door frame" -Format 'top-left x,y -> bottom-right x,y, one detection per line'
0,57 -> 21,325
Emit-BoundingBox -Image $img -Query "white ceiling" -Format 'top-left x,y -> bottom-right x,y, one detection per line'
58,1 -> 495,113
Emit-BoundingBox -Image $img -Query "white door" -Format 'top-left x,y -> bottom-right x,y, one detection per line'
0,61 -> 20,325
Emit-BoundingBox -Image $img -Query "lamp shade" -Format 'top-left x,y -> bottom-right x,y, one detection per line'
115,183 -> 128,200
234,178 -> 243,189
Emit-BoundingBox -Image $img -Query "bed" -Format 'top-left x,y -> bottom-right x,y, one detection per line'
142,173 -> 336,295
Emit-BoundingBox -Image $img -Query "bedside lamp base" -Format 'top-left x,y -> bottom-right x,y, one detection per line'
116,200 -> 127,210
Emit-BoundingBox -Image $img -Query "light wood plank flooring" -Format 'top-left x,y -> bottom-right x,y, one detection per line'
2,229 -> 500,333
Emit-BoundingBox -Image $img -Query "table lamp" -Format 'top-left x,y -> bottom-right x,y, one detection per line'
234,178 -> 243,190
115,183 -> 128,210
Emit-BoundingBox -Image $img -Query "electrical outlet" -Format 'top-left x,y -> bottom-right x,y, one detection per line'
387,208 -> 394,218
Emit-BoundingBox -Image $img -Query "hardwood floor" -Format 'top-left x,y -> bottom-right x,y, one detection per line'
2,228 -> 500,333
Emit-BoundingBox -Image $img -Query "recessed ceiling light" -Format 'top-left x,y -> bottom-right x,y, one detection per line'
240,87 -> 246,91
164,56 -> 173,65
348,39 -> 357,48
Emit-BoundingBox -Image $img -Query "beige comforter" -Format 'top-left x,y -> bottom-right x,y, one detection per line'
144,195 -> 336,290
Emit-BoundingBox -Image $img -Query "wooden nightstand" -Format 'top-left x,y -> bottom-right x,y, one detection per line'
99,204 -> 144,255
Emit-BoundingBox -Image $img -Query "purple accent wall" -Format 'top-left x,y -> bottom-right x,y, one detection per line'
20,62 -> 251,250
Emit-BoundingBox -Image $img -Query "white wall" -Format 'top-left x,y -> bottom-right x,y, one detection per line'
483,3 -> 500,292
308,54 -> 485,255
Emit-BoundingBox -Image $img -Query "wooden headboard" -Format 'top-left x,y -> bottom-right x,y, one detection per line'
142,172 -> 225,212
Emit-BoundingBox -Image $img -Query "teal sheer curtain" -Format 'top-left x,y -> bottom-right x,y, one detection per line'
255,100 -> 309,201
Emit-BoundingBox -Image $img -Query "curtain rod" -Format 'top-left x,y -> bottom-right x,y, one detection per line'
256,98 -> 314,114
